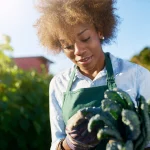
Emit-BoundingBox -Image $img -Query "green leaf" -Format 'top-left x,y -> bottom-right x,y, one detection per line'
19,119 -> 30,132
33,121 -> 41,135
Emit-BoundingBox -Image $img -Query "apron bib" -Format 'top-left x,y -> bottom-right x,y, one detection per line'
62,52 -> 117,150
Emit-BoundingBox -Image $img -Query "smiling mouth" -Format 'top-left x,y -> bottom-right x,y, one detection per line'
77,56 -> 93,63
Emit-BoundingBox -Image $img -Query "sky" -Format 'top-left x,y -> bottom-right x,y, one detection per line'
0,0 -> 150,75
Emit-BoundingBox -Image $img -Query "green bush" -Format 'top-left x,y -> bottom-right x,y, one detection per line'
130,47 -> 150,70
0,65 -> 53,150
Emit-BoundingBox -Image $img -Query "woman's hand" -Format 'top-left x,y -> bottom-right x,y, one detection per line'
65,108 -> 100,150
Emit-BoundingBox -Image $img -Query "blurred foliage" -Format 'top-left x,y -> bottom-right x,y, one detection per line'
0,34 -> 13,51
0,34 -> 14,72
0,35 -> 53,150
130,47 -> 150,70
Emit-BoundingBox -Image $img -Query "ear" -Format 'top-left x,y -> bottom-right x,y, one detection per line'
98,32 -> 104,40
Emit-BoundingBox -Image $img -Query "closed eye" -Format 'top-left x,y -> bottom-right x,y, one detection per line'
81,37 -> 90,42
64,45 -> 74,50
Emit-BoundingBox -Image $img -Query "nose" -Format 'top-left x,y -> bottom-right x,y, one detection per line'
74,42 -> 86,55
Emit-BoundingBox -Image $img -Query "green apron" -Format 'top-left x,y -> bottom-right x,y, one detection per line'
62,52 -> 117,150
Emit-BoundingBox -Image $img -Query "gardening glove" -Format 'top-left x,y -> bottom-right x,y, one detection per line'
65,107 -> 101,150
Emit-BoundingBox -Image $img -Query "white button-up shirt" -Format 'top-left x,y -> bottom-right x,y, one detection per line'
49,53 -> 150,149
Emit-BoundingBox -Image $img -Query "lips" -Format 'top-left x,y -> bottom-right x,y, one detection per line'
77,56 -> 93,64
79,57 -> 90,62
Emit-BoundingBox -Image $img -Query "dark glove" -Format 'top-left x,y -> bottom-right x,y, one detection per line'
65,108 -> 100,150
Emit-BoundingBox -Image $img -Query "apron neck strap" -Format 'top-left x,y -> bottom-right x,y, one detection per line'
66,52 -> 117,92
105,52 -> 117,90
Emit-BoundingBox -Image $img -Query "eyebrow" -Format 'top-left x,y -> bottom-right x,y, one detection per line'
77,29 -> 88,36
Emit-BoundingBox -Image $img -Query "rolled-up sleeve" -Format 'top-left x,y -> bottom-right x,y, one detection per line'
49,77 -> 66,150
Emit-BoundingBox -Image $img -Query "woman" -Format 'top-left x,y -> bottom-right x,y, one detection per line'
35,0 -> 150,149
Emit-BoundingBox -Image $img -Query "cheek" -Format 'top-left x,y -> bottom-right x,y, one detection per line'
94,39 -> 101,51
89,37 -> 101,50
90,42 -> 101,54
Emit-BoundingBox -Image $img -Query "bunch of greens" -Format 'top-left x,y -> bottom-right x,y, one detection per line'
80,88 -> 150,150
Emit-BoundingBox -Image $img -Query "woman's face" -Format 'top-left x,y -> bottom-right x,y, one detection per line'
60,23 -> 105,74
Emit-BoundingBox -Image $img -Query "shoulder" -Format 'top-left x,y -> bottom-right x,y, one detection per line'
49,67 -> 74,107
109,53 -> 150,102
109,53 -> 147,75
50,66 -> 74,90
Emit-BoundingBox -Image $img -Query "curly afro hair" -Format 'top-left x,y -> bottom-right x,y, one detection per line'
35,0 -> 119,53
